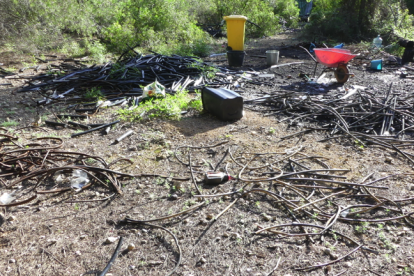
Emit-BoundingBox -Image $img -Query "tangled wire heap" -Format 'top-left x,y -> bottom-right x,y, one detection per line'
246,81 -> 414,165
2,125 -> 414,273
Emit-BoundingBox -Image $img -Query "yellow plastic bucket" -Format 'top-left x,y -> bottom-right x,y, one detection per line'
223,15 -> 247,51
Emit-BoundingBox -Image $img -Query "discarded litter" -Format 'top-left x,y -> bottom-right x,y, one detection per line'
266,50 -> 279,66
370,59 -> 383,71
114,130 -> 134,144
340,209 -> 350,218
209,53 -> 227,57
143,80 -> 166,99
70,170 -> 90,190
204,171 -> 231,185
0,192 -> 16,205
373,34 -> 383,48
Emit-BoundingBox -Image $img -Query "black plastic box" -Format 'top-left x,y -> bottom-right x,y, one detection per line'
201,87 -> 243,121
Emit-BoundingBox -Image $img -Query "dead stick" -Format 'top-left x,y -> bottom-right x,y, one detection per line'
284,178 -> 388,189
293,191 -> 346,211
65,193 -> 116,203
214,198 -> 239,221
265,257 -> 282,276
41,248 -> 66,267
189,152 -> 202,195
125,202 -> 205,223
140,223 -> 181,276
295,245 -> 362,271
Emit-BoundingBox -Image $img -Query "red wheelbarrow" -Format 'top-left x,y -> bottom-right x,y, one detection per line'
300,46 -> 357,83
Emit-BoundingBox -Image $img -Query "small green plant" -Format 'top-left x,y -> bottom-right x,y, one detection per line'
41,114 -> 49,121
379,231 -> 395,250
154,177 -> 165,185
255,201 -> 261,209
355,221 -> 369,234
74,203 -> 80,211
269,127 -> 276,134
354,140 -> 364,149
84,87 -> 104,100
86,40 -> 107,64
1,121 -> 19,127
185,200 -> 196,207
118,90 -> 202,121
190,63 -> 219,79
397,266 -> 411,275
139,261 -> 147,266
311,212 -> 319,219
85,158 -> 97,165
331,230 -> 338,241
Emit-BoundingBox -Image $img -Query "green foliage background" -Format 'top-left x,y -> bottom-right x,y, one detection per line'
304,0 -> 414,44
1,0 -> 414,58
0,0 -> 283,56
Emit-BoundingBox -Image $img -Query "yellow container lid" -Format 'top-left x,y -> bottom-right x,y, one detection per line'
223,15 -> 247,21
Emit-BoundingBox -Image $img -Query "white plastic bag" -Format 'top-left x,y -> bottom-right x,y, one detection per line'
143,80 -> 166,99
0,192 -> 16,205
71,170 -> 90,190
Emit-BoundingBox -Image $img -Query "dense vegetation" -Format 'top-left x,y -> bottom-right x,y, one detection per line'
0,0 -> 414,59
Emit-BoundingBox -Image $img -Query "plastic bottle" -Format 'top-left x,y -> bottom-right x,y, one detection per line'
373,35 -> 383,48
204,171 -> 231,185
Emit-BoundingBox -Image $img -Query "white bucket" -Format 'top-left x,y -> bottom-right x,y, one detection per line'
266,50 -> 279,66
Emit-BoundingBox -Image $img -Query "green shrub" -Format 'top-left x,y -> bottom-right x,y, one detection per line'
102,0 -> 209,54
270,0 -> 300,28
1,121 -> 19,127
302,0 -> 414,44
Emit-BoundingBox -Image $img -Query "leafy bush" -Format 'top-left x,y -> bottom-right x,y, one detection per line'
102,0 -> 210,54
302,0 -> 414,45
1,0 -> 282,57
269,0 -> 300,28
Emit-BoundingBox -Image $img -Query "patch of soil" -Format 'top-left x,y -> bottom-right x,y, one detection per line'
1,32 -> 414,276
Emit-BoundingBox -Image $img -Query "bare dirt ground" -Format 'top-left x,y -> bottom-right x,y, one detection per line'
1,31 -> 414,276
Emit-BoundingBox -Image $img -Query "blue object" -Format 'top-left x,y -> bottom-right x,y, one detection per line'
309,43 -> 316,53
297,0 -> 313,19
370,59 -> 382,70
334,43 -> 344,49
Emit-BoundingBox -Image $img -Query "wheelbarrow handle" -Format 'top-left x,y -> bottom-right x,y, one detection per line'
299,46 -> 317,63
